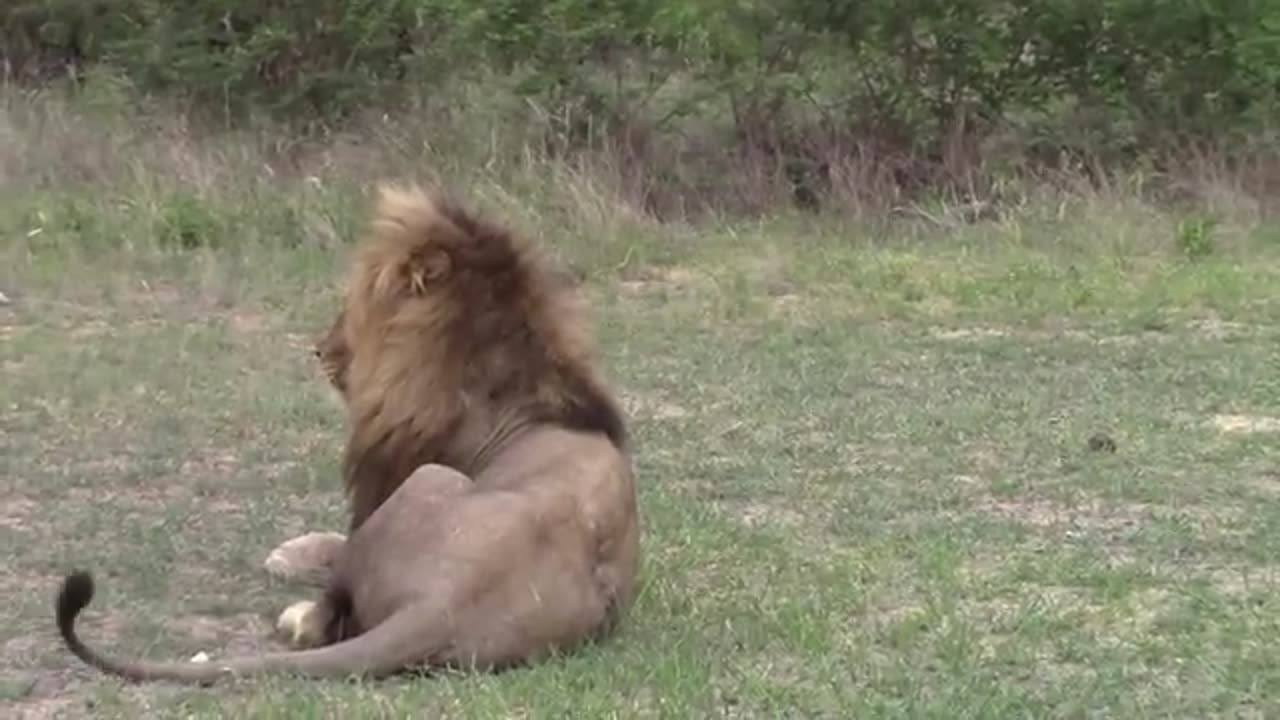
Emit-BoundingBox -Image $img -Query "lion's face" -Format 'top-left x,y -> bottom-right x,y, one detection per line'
314,309 -> 351,397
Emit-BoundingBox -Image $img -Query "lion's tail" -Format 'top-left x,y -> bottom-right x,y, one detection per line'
57,571 -> 441,684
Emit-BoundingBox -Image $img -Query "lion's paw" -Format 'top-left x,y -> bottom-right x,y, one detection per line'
276,600 -> 328,649
263,531 -> 347,586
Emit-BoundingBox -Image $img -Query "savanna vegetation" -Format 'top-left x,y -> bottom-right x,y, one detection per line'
3,2 -> 1280,717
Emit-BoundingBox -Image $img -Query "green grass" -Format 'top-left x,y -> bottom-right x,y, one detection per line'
5,103 -> 1280,719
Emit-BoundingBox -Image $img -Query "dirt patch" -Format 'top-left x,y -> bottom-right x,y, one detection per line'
977,495 -> 1240,538
979,497 -> 1132,535
621,390 -> 689,420
1123,587 -> 1173,631
176,612 -> 276,657
965,444 -> 1005,475
1188,317 -> 1253,340
63,454 -> 134,476
731,501 -> 807,530
1245,467 -> 1280,496
67,319 -> 114,340
617,266 -> 707,296
6,696 -> 84,720
1210,414 -> 1280,434
66,482 -> 190,513
229,311 -> 271,336
931,327 -> 1008,341
931,324 -> 1174,347
1090,331 -> 1161,347
177,451 -> 243,476
868,603 -> 926,635
282,331 -> 318,352
0,323 -> 30,342
1177,563 -> 1280,597
0,497 -> 37,530
126,282 -> 184,308
979,496 -> 1146,531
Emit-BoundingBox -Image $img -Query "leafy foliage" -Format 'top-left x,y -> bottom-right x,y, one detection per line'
4,0 -> 1278,202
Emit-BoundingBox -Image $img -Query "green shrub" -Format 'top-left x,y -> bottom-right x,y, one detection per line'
4,0 -> 1278,207
1177,214 -> 1218,261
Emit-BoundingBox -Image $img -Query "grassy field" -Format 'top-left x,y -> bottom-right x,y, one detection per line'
4,98 -> 1280,719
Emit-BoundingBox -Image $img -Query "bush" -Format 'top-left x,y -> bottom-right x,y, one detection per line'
4,0 -> 1278,212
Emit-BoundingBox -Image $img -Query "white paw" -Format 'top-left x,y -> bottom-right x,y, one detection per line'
263,531 -> 347,586
275,600 -> 326,649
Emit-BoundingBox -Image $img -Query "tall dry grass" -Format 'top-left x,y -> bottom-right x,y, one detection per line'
2,72 -> 1277,268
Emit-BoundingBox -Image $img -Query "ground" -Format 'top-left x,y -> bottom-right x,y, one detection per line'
3,162 -> 1280,717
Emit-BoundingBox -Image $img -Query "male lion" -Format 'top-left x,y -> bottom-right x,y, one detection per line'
54,184 -> 641,683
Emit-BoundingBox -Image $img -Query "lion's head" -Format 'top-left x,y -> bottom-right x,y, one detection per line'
313,308 -> 350,396
330,184 -> 626,529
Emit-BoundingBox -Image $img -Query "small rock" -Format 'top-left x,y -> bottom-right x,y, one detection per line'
190,652 -> 210,663
1087,433 -> 1117,453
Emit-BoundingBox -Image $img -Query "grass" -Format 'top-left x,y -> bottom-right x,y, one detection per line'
4,94 -> 1280,719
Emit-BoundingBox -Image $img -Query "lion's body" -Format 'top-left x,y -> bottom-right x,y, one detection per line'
329,427 -> 637,670
56,185 -> 640,683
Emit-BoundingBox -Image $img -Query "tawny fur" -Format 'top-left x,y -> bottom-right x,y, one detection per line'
340,186 -> 627,530
313,312 -> 350,397
55,184 -> 641,683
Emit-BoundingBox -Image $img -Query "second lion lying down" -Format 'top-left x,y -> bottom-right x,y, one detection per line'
55,185 -> 641,683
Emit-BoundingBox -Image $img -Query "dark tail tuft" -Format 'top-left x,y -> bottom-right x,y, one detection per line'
57,571 -> 95,641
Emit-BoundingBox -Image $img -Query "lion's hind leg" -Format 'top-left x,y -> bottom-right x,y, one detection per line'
278,464 -> 469,651
350,462 -> 473,532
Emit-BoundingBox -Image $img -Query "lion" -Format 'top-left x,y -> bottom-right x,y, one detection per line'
54,184 -> 641,683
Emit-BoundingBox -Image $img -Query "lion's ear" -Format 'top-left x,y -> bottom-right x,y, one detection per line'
408,248 -> 452,295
